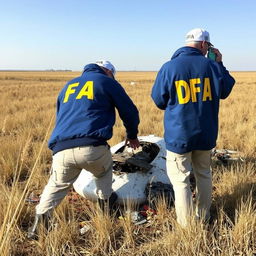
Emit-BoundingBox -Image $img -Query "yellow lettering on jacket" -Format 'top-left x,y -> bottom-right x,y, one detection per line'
175,80 -> 190,104
175,77 -> 212,104
202,78 -> 212,101
63,82 -> 79,103
76,81 -> 94,100
190,78 -> 201,102
63,81 -> 94,103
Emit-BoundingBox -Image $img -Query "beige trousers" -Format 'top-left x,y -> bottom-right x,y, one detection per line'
166,150 -> 212,227
36,145 -> 113,215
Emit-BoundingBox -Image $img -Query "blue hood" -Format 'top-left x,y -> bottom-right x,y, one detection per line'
82,63 -> 106,75
171,47 -> 203,60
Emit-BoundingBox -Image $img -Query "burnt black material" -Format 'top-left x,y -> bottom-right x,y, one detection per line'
113,142 -> 160,173
145,181 -> 175,209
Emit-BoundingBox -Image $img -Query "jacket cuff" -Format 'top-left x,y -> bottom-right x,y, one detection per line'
127,132 -> 138,140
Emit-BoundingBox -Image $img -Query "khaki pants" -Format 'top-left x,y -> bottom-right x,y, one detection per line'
166,150 -> 212,227
36,145 -> 113,215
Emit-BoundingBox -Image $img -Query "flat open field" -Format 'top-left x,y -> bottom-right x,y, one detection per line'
0,71 -> 255,255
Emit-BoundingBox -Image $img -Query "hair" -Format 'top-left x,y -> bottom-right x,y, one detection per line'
186,41 -> 202,48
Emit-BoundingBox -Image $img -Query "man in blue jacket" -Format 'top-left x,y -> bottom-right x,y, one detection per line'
151,28 -> 235,227
28,60 -> 140,239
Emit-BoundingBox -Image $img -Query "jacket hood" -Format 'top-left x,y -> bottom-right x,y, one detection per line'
82,63 -> 106,76
171,46 -> 203,60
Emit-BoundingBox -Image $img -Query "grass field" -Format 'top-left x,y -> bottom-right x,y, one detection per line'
0,71 -> 255,255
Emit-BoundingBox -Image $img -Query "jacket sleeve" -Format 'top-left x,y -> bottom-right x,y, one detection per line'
56,83 -> 69,114
109,80 -> 140,139
56,95 -> 61,114
217,62 -> 235,99
151,66 -> 170,110
48,93 -> 61,150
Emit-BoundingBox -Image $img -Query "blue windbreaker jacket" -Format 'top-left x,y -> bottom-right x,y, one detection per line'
49,64 -> 139,154
151,47 -> 235,153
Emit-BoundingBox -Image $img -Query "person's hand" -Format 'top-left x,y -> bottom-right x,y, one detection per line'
213,48 -> 222,62
125,138 -> 140,149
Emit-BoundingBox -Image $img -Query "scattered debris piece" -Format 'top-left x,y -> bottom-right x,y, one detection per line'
26,192 -> 40,204
130,211 -> 148,225
119,211 -> 148,225
139,205 -> 157,218
79,221 -> 91,235
211,149 -> 244,165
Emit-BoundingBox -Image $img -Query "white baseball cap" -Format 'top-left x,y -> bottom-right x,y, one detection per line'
95,60 -> 116,76
185,28 -> 213,46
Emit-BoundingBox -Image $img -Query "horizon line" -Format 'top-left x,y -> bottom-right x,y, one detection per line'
0,69 -> 255,72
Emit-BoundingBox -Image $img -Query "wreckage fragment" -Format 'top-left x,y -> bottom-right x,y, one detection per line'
73,135 -> 171,205
112,141 -> 159,174
211,149 -> 244,165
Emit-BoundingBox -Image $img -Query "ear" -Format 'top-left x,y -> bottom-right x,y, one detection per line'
105,69 -> 115,79
203,41 -> 209,49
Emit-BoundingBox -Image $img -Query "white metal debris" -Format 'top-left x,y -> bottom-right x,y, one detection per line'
73,135 -> 170,205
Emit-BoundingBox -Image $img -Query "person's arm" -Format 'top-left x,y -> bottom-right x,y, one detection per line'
212,49 -> 235,99
109,80 -> 140,148
218,62 -> 235,99
151,66 -> 170,110
56,96 -> 60,114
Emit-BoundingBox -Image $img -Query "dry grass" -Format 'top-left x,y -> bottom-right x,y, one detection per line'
0,71 -> 255,255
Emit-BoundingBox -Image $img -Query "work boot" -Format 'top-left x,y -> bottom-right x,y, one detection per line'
97,192 -> 118,215
27,212 -> 52,240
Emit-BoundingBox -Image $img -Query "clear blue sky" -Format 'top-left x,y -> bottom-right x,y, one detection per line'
1,0 -> 256,71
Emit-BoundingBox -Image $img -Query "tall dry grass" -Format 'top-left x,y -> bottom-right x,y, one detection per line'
0,71 -> 255,255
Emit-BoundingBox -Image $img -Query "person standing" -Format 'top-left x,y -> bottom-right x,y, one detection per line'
28,60 -> 140,239
151,28 -> 235,227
